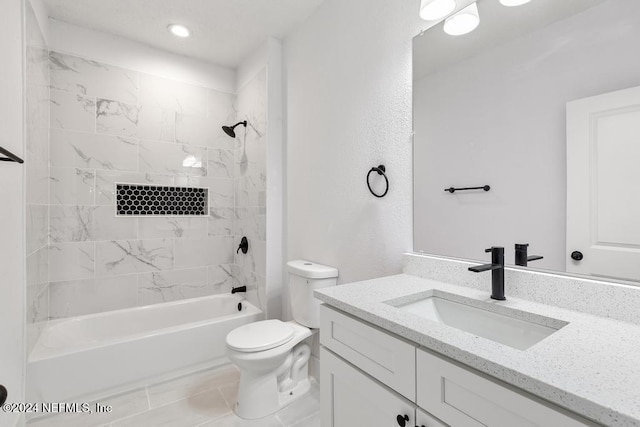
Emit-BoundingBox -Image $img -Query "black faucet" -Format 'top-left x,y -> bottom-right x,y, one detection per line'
468,247 -> 505,301
231,286 -> 247,294
514,243 -> 543,267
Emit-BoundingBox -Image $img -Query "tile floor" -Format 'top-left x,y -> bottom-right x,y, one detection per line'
28,364 -> 321,427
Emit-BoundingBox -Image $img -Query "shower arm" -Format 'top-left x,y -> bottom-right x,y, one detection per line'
232,121 -> 247,130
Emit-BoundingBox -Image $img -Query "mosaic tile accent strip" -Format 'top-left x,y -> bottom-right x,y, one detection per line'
116,184 -> 208,216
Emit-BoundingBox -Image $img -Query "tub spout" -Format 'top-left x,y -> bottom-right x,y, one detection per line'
231,286 -> 247,294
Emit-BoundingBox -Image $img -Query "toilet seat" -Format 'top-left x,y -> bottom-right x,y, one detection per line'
226,319 -> 295,352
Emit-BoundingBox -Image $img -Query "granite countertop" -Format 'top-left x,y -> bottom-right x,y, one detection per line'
314,274 -> 640,427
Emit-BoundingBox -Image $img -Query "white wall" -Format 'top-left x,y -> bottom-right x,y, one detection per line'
0,0 -> 26,424
28,0 -> 50,44
48,19 -> 236,93
283,0 -> 423,291
413,0 -> 640,270
265,39 -> 284,320
25,0 -> 50,355
236,41 -> 269,93
235,38 -> 285,320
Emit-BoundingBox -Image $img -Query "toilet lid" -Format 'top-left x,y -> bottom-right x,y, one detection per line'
226,319 -> 295,352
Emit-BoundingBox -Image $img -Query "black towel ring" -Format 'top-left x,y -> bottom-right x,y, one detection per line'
367,165 -> 389,198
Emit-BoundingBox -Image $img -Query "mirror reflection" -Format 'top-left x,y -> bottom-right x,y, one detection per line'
413,0 -> 640,283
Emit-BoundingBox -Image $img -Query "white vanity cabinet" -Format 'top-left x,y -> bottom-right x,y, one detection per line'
320,305 -> 596,427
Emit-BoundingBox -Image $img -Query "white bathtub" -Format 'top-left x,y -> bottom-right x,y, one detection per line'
27,294 -> 262,403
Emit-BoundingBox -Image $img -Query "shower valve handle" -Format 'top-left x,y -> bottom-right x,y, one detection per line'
237,236 -> 249,254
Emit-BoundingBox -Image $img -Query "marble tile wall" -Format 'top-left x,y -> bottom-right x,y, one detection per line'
234,69 -> 268,310
25,2 -> 50,353
47,50 -> 244,319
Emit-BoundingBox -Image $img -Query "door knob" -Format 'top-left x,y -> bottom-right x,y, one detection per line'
0,384 -> 7,406
396,414 -> 409,426
571,251 -> 584,261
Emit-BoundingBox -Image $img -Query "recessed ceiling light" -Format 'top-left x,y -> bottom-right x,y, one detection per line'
419,0 -> 457,21
499,0 -> 531,6
168,24 -> 190,38
444,2 -> 480,36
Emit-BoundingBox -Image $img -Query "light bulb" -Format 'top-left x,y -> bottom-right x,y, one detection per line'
168,24 -> 190,38
444,2 -> 480,36
182,155 -> 202,168
419,0 -> 457,21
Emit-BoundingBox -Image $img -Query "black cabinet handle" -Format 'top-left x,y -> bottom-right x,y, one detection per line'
396,414 -> 409,426
571,251 -> 584,261
0,384 -> 7,406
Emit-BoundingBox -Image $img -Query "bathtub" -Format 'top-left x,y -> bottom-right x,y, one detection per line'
27,294 -> 262,403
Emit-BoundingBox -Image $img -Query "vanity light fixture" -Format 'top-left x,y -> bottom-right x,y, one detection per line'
168,24 -> 190,38
444,2 -> 480,36
419,0 -> 457,21
499,0 -> 531,6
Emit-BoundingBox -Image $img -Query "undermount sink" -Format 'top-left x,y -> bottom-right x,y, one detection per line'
387,292 -> 567,350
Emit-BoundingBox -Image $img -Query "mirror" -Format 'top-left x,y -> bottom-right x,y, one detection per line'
413,0 -> 640,283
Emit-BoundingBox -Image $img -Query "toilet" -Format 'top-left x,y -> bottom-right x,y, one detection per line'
225,260 -> 338,419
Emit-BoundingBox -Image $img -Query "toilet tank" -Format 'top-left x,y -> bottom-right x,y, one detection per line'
287,260 -> 338,328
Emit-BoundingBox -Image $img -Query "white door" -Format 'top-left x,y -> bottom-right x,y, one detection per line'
567,85 -> 640,281
320,347 -> 416,427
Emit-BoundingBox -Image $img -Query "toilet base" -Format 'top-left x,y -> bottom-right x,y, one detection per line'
233,342 -> 312,420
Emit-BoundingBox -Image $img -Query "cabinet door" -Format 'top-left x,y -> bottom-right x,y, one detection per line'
321,347 -> 415,427
417,349 -> 592,427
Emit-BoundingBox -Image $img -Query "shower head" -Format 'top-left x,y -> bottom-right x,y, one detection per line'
222,121 -> 247,138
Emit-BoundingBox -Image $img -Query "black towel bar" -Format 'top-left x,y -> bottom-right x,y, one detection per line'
445,185 -> 490,194
0,146 -> 24,164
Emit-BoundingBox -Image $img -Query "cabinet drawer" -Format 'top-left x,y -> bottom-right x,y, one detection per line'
417,349 -> 593,427
320,305 -> 416,400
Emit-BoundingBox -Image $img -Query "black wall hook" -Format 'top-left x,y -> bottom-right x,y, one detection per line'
367,165 -> 389,198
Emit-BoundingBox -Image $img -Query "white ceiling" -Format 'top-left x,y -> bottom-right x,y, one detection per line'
41,0 -> 325,68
